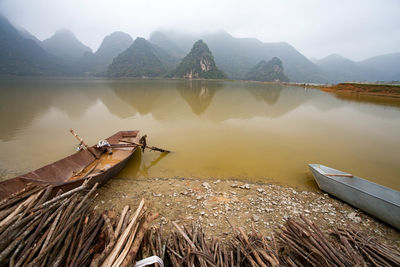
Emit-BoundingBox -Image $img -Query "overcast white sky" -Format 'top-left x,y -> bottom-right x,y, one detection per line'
1,0 -> 399,61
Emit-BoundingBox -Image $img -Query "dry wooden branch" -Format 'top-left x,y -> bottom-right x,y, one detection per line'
121,212 -> 159,267
101,198 -> 145,267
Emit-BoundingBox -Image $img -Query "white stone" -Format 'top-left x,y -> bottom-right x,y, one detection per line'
202,182 -> 211,190
240,184 -> 250,189
347,212 -> 362,223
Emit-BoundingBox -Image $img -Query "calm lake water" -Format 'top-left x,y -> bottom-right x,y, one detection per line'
0,78 -> 399,190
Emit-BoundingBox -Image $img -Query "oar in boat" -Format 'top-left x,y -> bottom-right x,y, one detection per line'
324,173 -> 353,177
118,138 -> 171,153
70,129 -> 100,159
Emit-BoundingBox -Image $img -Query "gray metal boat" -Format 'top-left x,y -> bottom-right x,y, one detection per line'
309,164 -> 400,230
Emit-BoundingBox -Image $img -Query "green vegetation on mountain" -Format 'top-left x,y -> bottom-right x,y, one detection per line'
151,44 -> 180,73
75,32 -> 133,75
107,37 -> 178,77
246,57 -> 289,82
153,31 -> 323,82
1,11 -> 399,83
174,40 -> 225,79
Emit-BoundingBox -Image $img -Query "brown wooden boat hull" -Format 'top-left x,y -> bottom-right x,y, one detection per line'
0,130 -> 140,200
52,149 -> 137,194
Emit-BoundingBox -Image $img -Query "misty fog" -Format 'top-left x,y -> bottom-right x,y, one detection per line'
1,0 -> 399,61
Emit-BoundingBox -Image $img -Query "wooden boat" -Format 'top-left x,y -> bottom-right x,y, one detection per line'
309,164 -> 400,230
0,131 -> 141,200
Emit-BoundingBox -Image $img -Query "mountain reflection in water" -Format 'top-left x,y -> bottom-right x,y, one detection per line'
176,80 -> 221,115
0,78 -> 399,190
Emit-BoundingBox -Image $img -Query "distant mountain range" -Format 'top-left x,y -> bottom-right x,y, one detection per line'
150,31 -> 321,82
0,15 -> 65,75
315,53 -> 400,83
0,14 -> 398,83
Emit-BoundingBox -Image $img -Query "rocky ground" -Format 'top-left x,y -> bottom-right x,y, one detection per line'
95,177 -> 400,247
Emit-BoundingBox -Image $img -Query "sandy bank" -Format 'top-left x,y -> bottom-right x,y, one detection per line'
322,83 -> 400,98
95,177 -> 399,247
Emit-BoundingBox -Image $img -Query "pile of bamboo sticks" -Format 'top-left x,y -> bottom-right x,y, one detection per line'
143,217 -> 400,267
92,199 -> 159,267
278,215 -> 400,266
143,221 -> 232,266
143,222 -> 282,266
332,228 -> 400,266
1,181 -> 399,267
0,181 -> 159,267
0,180 -> 101,266
278,216 -> 356,266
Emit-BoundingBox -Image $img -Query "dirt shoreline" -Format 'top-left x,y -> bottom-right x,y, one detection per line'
320,83 -> 400,98
95,177 -> 399,247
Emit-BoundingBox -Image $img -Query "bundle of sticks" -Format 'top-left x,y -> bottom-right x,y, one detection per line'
143,221 -> 281,267
278,215 -> 400,267
143,222 -> 232,266
0,180 -> 100,266
0,181 -> 159,267
142,218 -> 400,267
92,199 -> 159,267
331,227 -> 400,266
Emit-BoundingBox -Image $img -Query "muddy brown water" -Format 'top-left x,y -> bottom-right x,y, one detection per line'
0,78 -> 399,190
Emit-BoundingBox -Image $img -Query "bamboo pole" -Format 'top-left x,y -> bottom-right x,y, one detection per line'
118,139 -> 170,153
70,129 -> 100,159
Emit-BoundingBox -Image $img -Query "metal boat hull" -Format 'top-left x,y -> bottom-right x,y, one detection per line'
309,164 -> 400,230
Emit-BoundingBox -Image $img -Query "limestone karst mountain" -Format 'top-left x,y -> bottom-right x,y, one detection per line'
107,37 -> 178,77
246,57 -> 289,82
174,40 -> 225,79
1,10 -> 398,83
152,31 -> 323,82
